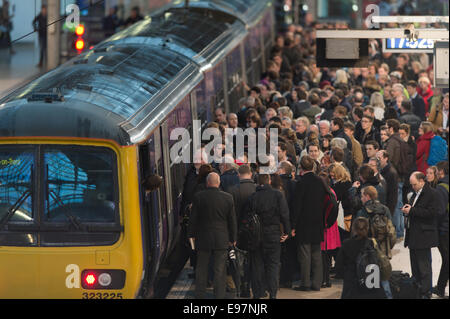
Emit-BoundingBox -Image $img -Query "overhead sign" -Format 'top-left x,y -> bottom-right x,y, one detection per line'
383,37 -> 435,53
434,41 -> 449,89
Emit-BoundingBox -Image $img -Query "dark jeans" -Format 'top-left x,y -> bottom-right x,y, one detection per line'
437,232 -> 449,293
322,250 -> 332,284
195,249 -> 227,299
250,238 -> 281,299
298,243 -> 322,289
39,36 -> 47,65
409,248 -> 432,298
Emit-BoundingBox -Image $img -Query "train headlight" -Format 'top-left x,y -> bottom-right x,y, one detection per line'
81,269 -> 126,289
98,273 -> 112,287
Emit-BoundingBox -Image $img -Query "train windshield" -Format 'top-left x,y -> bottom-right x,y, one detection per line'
0,145 -> 120,247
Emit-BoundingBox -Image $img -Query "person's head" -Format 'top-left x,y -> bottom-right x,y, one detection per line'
343,121 -> 355,137
328,163 -> 351,182
410,171 -> 426,193
386,119 -> 400,135
359,164 -> 375,183
352,106 -> 364,122
352,217 -> 369,239
41,5 -> 47,15
436,161 -> 449,179
361,186 -> 378,204
380,125 -> 389,143
278,161 -> 294,176
198,164 -> 214,182
238,164 -> 252,180
130,6 -> 140,18
333,106 -> 348,119
370,92 -> 385,109
426,166 -> 439,186
399,123 -> 410,141
227,113 -> 238,129
319,120 -> 331,136
295,117 -> 309,134
215,107 -> 226,123
265,108 -> 277,122
361,115 -> 374,132
376,150 -> 389,169
365,140 -> 380,159
368,157 -> 380,174
418,77 -> 431,92
330,147 -> 344,163
281,117 -> 292,129
418,121 -> 434,136
143,174 -> 163,193
277,142 -> 288,162
400,100 -> 413,114
206,172 -> 221,188
406,81 -> 418,97
330,117 -> 344,132
443,93 -> 449,111
300,155 -> 315,173
258,174 -> 271,186
392,83 -> 405,98
307,143 -> 320,161
220,154 -> 236,174
193,148 -> 208,171
249,114 -> 262,128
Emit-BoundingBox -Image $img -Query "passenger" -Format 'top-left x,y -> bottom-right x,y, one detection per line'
188,172 -> 237,299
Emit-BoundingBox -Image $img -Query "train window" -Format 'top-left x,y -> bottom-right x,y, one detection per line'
0,146 -> 36,246
41,146 -> 119,246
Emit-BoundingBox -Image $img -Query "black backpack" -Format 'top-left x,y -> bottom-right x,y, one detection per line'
389,271 -> 420,299
237,195 -> 263,251
356,239 -> 380,289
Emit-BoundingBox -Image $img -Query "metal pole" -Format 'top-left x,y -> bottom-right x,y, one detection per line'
47,0 -> 61,71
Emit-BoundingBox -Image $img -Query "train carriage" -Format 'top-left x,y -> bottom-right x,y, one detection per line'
0,0 -> 275,298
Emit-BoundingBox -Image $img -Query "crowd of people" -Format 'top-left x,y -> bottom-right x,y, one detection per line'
182,17 -> 449,300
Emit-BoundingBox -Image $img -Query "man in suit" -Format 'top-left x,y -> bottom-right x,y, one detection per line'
292,155 -> 326,291
402,171 -> 439,299
188,172 -> 237,299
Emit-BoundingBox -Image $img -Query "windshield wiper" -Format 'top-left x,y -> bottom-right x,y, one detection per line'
0,190 -> 32,229
48,191 -> 85,231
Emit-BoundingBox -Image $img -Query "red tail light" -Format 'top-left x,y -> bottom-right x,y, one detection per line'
75,24 -> 85,36
81,269 -> 126,289
75,39 -> 85,51
83,273 -> 97,286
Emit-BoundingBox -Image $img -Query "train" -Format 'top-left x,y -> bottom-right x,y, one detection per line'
0,0 -> 275,298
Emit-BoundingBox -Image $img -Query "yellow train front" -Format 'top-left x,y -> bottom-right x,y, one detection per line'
0,0 -> 275,298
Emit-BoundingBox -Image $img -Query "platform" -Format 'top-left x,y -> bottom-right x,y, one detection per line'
167,239 -> 449,299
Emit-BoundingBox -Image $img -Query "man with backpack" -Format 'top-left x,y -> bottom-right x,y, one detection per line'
245,174 -> 291,299
433,161 -> 449,298
229,164 -> 256,297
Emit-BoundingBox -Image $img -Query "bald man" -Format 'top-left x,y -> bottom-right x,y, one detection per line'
402,171 -> 439,299
188,172 -> 237,299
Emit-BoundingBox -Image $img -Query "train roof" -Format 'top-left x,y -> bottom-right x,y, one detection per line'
0,1 -> 273,146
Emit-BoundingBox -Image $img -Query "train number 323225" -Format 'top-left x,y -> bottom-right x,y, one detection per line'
82,292 -> 123,299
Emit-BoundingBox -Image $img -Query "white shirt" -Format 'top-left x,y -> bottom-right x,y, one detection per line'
411,187 -> 423,207
442,109 -> 449,129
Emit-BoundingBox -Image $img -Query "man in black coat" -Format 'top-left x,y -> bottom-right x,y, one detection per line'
248,174 -> 291,299
407,81 -> 427,121
331,117 -> 353,151
292,155 -> 326,291
402,172 -> 439,299
377,150 -> 399,218
188,173 -> 237,299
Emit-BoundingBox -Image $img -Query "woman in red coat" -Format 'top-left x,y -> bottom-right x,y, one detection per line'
416,122 -> 435,174
417,77 -> 434,115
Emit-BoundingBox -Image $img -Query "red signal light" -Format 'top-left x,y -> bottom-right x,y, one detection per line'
75,24 -> 85,36
84,273 -> 97,286
75,39 -> 85,51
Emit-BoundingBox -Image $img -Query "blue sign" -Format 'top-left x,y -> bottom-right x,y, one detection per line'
386,38 -> 435,50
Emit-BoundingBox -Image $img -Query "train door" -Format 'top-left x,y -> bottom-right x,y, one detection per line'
138,131 -> 164,297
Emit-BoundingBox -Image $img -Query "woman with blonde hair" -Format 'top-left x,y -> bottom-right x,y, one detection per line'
335,69 -> 348,85
328,163 -> 353,239
369,92 -> 386,121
